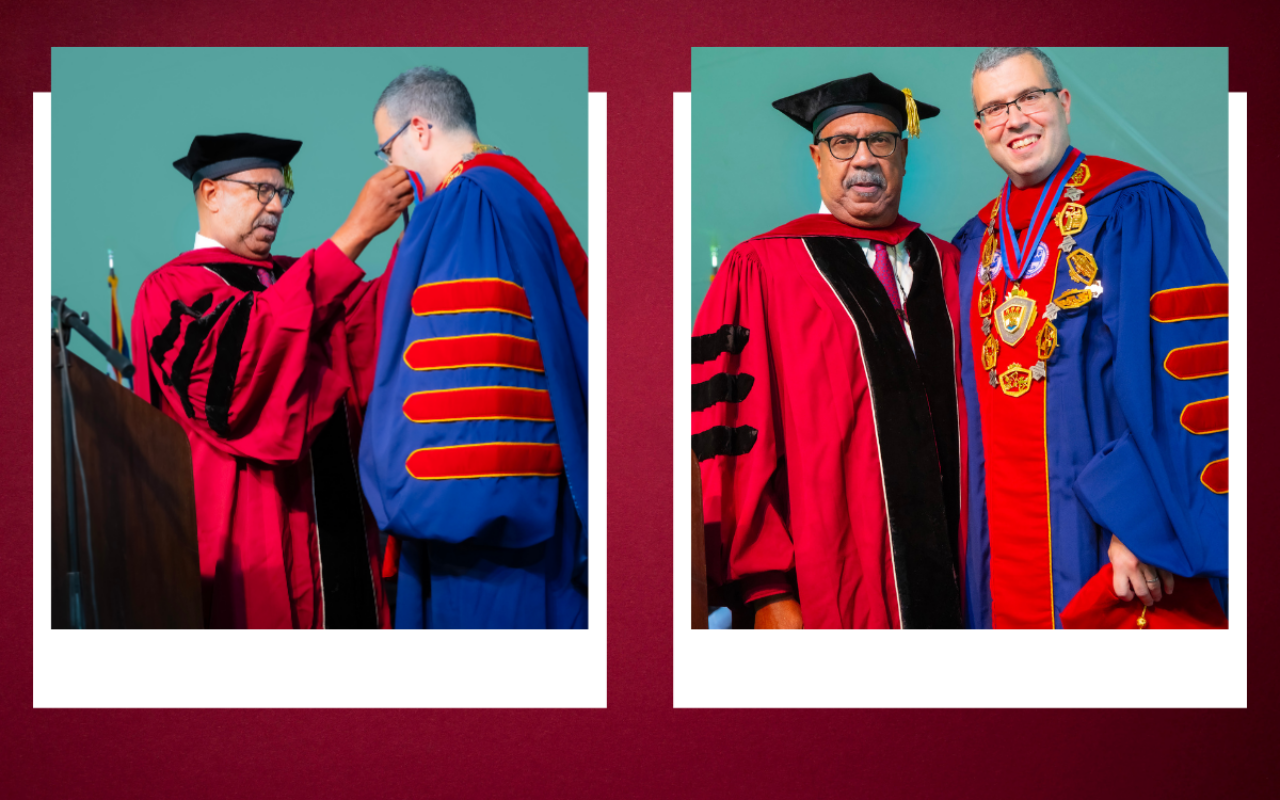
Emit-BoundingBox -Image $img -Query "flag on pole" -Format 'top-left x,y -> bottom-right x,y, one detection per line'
107,249 -> 133,390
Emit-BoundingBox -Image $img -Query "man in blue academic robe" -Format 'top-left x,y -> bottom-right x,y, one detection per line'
357,67 -> 588,629
953,48 -> 1228,628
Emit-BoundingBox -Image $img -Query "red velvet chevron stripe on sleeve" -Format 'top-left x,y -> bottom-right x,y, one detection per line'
411,278 -> 532,320
1150,284 -> 1228,322
1180,396 -> 1228,434
402,386 -> 555,423
405,442 -> 563,480
1200,458 -> 1229,494
403,333 -> 544,372
1164,341 -> 1228,380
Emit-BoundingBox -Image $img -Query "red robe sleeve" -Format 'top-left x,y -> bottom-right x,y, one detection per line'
134,240 -> 364,465
339,243 -> 397,412
692,245 -> 793,604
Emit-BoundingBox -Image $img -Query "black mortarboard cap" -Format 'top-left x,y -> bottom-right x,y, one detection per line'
772,73 -> 940,140
173,133 -> 302,190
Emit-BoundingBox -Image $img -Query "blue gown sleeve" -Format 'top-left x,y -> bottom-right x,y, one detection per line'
1071,181 -> 1228,578
358,173 -> 576,551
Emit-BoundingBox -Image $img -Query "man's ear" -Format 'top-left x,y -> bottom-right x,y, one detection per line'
198,179 -> 220,213
809,142 -> 822,176
411,116 -> 433,151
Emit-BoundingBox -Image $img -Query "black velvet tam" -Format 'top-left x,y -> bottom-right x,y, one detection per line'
173,133 -> 302,189
772,73 -> 940,138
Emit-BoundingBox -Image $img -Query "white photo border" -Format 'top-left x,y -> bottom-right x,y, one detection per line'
33,91 -> 607,709
672,91 -> 1246,708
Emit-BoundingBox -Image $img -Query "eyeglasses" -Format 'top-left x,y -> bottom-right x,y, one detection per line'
218,178 -> 294,208
976,88 -> 1062,125
375,119 -> 429,164
815,131 -> 901,160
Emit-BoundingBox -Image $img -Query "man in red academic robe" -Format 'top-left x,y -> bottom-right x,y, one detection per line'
132,133 -> 412,628
692,74 -> 965,629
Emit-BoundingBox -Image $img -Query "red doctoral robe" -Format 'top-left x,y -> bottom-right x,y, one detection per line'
132,241 -> 392,629
692,214 -> 966,628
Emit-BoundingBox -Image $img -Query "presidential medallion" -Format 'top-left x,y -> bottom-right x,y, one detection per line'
978,282 -> 996,317
999,363 -> 1034,397
1066,162 -> 1091,187
995,287 -> 1036,346
1066,249 -> 1098,285
981,334 -> 1000,371
1057,202 -> 1088,236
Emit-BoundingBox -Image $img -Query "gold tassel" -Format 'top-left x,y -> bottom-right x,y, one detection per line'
902,88 -> 921,139
282,163 -> 294,190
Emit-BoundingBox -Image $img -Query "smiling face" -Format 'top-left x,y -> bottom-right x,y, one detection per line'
971,52 -> 1072,188
808,112 -> 907,229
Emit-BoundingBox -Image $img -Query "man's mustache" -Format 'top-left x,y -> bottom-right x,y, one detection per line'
253,212 -> 281,230
843,169 -> 886,191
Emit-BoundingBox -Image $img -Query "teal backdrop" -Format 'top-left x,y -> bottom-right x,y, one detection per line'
52,47 -> 587,373
691,47 -> 1229,327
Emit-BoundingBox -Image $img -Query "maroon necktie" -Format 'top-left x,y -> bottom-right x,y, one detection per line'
255,266 -> 276,288
872,241 -> 905,328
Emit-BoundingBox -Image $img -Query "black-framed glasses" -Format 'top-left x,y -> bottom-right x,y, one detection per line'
976,88 -> 1061,125
218,178 -> 294,208
815,131 -> 901,160
375,119 -> 427,164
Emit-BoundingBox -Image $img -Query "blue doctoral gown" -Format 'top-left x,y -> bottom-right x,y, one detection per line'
953,165 -> 1229,628
359,164 -> 588,629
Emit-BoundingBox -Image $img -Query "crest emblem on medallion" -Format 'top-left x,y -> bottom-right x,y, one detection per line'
1037,321 -> 1058,360
995,287 -> 1037,346
1066,162 -> 1091,187
981,334 -> 1000,371
1057,202 -> 1088,236
1066,249 -> 1099,285
978,282 -> 996,317
999,363 -> 1034,397
1054,286 -> 1096,310
981,235 -> 996,268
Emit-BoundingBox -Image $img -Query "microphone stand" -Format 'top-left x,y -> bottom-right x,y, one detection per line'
51,296 -> 127,628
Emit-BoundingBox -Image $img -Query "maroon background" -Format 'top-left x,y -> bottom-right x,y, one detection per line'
4,3 -> 1273,797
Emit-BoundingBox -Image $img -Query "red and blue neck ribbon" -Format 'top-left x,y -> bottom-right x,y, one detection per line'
406,170 -> 428,203
998,146 -> 1086,283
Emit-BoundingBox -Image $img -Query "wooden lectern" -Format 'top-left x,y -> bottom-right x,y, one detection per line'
51,342 -> 203,628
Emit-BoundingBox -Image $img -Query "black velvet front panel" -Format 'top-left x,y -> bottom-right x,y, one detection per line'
310,404 -> 380,629
902,229 -> 963,576
804,236 -> 961,629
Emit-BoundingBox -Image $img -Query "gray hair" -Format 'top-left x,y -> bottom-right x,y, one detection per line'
374,66 -> 478,137
971,47 -> 1062,110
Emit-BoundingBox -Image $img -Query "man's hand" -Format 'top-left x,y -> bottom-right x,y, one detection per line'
753,594 -> 803,629
1109,534 -> 1175,607
331,166 -> 414,261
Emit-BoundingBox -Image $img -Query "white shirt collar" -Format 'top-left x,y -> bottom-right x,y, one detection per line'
193,231 -> 226,251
